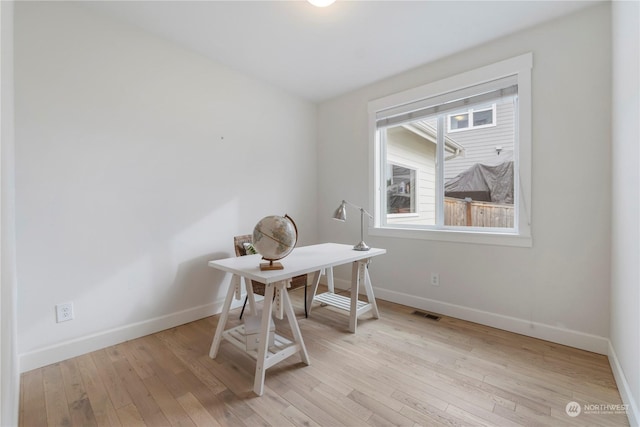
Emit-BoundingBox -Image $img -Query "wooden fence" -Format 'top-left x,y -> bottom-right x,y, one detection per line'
444,197 -> 514,228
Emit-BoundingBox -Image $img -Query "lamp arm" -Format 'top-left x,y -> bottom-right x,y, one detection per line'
343,200 -> 373,219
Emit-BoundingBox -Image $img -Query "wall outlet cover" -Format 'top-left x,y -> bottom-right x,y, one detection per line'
56,302 -> 74,323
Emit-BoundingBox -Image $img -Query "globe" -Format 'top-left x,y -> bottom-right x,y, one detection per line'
252,214 -> 298,270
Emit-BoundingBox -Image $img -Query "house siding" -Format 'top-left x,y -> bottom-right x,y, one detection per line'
386,127 -> 436,225
444,100 -> 516,181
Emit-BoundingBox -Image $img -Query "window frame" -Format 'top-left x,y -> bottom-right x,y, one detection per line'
368,53 -> 532,247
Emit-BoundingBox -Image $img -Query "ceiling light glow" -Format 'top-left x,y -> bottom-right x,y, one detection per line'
307,0 -> 336,7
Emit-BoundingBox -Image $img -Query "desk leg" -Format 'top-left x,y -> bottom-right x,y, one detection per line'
306,270 -> 322,316
245,277 -> 258,317
349,262 -> 360,333
282,286 -> 310,366
362,261 -> 380,319
274,284 -> 285,320
326,267 -> 335,293
209,275 -> 240,358
253,282 -> 275,396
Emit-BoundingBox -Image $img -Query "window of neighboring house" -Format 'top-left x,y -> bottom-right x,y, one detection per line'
387,164 -> 416,216
448,103 -> 497,132
368,53 -> 532,247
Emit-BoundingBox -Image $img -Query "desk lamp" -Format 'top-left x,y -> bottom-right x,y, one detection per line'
332,200 -> 373,251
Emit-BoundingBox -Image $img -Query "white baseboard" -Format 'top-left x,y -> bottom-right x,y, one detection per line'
608,342 -> 639,427
371,286 -> 609,355
19,278 -> 610,367
19,297 -> 244,373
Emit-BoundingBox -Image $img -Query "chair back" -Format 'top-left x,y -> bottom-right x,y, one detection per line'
233,234 -> 253,257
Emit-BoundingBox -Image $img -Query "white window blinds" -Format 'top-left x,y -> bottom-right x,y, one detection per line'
375,75 -> 518,129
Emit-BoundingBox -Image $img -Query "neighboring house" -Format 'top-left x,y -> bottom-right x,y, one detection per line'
385,99 -> 516,226
444,99 -> 516,180
386,126 -> 435,225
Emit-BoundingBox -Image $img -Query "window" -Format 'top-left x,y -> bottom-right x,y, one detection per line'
387,164 -> 416,216
448,104 -> 496,132
368,54 -> 532,247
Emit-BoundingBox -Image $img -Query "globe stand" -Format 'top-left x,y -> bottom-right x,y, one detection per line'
260,259 -> 284,271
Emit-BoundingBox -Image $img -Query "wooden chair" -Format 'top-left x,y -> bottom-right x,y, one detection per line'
234,235 -> 308,319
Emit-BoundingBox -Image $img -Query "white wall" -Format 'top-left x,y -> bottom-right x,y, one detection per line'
1,1 -> 19,424
15,2 -> 318,370
318,4 -> 612,352
610,1 -> 640,425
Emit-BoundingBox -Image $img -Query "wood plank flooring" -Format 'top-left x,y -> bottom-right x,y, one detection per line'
20,288 -> 630,426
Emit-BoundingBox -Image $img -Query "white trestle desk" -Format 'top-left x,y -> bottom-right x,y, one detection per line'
207,242 -> 386,395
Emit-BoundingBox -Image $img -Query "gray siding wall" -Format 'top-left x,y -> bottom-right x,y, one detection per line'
444,100 -> 516,181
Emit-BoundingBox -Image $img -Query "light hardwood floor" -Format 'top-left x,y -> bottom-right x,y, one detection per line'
20,288 -> 629,426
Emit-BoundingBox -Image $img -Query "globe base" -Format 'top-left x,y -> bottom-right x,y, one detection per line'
260,260 -> 284,271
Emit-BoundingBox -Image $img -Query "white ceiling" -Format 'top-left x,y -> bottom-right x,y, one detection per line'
84,0 -> 598,102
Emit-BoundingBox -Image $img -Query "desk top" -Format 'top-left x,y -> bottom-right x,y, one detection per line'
208,243 -> 386,284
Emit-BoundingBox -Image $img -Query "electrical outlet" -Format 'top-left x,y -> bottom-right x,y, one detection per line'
430,273 -> 440,286
56,302 -> 74,323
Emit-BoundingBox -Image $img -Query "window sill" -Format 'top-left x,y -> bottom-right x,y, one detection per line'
369,226 -> 532,248
387,213 -> 419,219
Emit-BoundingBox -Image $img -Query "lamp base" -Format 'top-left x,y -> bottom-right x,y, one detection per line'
353,241 -> 370,251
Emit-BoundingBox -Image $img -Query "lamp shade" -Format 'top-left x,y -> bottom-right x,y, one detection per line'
332,201 -> 347,222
